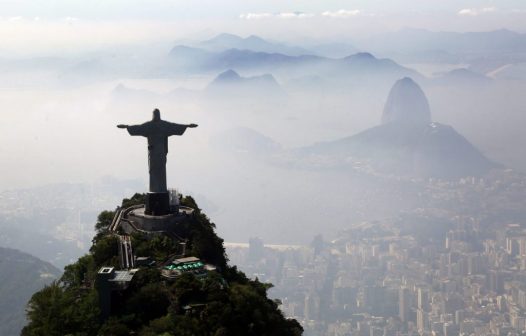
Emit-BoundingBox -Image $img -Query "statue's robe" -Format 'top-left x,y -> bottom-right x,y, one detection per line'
126,120 -> 188,193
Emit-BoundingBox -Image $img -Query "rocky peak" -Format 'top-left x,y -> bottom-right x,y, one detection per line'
382,77 -> 431,126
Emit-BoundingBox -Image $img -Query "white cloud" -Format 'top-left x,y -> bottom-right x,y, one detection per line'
458,7 -> 496,16
322,9 -> 362,18
239,9 -> 368,20
7,16 -> 23,22
240,12 -> 314,20
278,12 -> 314,19
458,8 -> 478,16
239,13 -> 272,20
64,17 -> 79,25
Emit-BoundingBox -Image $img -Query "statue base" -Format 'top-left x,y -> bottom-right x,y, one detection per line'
145,192 -> 171,216
110,204 -> 194,236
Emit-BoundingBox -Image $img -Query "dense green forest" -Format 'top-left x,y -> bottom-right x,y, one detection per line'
22,194 -> 302,336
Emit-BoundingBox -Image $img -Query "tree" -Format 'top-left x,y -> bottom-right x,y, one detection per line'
92,210 -> 116,244
22,282 -> 100,336
121,193 -> 146,208
90,235 -> 119,267
124,283 -> 170,327
61,254 -> 95,288
23,194 -> 303,336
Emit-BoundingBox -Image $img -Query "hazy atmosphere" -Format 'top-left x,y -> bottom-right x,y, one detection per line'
3,1 -> 526,335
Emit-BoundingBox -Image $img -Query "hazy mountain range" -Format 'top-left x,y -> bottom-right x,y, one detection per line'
214,77 -> 497,179
167,39 -> 421,81
0,247 -> 60,336
194,33 -> 313,56
360,28 -> 526,64
3,29 -> 526,247
206,69 -> 285,97
177,33 -> 359,58
295,77 -> 496,178
111,50 -> 422,107
180,30 -> 526,65
2,30 -> 526,86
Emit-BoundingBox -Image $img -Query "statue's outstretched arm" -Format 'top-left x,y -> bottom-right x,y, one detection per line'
118,123 -> 148,136
164,121 -> 197,136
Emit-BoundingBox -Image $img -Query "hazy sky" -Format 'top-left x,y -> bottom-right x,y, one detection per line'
1,0 -> 526,56
0,0 -> 522,20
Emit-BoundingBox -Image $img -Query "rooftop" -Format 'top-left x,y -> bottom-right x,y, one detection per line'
109,269 -> 139,283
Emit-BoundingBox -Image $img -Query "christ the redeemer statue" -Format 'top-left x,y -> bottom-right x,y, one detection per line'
118,109 -> 197,215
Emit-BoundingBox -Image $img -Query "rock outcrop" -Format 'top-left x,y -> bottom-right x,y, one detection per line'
381,77 -> 431,126
298,77 -> 497,178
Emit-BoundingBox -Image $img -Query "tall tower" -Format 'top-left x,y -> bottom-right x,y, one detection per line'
399,287 -> 411,322
417,287 -> 430,311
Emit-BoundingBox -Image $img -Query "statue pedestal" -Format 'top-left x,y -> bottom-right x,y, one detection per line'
113,205 -> 194,236
145,192 -> 170,216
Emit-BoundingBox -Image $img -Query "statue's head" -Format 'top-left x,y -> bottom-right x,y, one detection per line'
152,108 -> 161,121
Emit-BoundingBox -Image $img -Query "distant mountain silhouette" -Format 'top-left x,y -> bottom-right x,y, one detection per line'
280,53 -> 422,92
362,28 -> 526,62
208,69 -> 279,90
433,68 -> 492,86
307,122 -> 495,178
169,45 -> 210,59
197,33 -> 312,56
484,63 -> 526,80
382,77 -> 431,125
207,49 -> 322,71
199,33 -> 242,49
308,42 -> 359,58
343,52 -> 393,67
0,247 -> 60,336
167,45 -> 213,71
205,69 -> 286,102
299,77 -> 497,178
212,68 -> 242,82
167,43 -> 421,81
168,46 -> 323,73
210,127 -> 282,155
336,53 -> 423,81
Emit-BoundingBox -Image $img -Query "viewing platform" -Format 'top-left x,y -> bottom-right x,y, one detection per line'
110,203 -> 194,236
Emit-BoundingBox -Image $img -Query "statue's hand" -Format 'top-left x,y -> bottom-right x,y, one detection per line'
117,124 -> 128,129
188,124 -> 198,128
